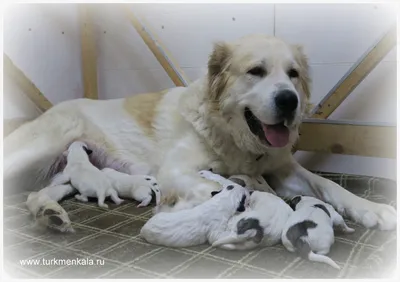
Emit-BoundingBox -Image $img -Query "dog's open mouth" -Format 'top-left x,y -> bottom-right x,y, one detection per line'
244,107 -> 289,148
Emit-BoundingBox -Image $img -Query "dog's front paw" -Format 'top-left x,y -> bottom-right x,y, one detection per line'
347,203 -> 396,231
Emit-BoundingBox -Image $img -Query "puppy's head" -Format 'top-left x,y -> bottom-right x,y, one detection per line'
211,183 -> 250,212
207,35 -> 311,153
66,141 -> 92,156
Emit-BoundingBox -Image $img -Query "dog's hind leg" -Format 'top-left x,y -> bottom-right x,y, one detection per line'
109,189 -> 124,205
4,111 -> 85,192
97,193 -> 108,209
75,194 -> 89,202
26,184 -> 76,233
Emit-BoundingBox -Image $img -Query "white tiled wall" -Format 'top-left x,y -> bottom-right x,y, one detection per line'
3,3 -> 398,178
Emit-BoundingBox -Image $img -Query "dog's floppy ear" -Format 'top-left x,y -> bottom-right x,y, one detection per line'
249,190 -> 254,196
291,44 -> 312,116
288,195 -> 302,210
211,190 -> 221,197
236,195 -> 247,212
83,146 -> 93,156
208,42 -> 232,103
230,177 -> 246,187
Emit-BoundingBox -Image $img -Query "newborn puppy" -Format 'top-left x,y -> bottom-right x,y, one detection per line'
281,195 -> 355,269
102,168 -> 161,207
199,170 -> 292,250
140,183 -> 250,247
54,141 -> 124,208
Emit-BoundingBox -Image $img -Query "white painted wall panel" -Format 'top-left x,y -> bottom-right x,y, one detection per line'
135,3 -> 275,68
3,4 -> 83,104
275,3 -> 397,64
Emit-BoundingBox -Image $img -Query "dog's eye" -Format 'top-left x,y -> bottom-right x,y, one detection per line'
247,66 -> 266,77
288,69 -> 299,78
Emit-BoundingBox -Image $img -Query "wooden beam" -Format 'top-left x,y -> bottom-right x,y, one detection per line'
294,120 -> 396,159
123,6 -> 190,87
79,4 -> 98,99
3,54 -> 52,112
311,24 -> 397,119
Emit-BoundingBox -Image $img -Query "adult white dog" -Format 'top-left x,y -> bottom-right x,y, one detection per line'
4,35 -> 396,231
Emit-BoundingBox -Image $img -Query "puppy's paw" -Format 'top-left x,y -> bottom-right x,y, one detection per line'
137,196 -> 152,208
35,202 -> 74,233
132,175 -> 161,206
99,203 -> 109,209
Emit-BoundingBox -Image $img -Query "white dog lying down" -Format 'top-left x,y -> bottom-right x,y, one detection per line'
26,183 -> 76,233
140,183 -> 250,247
282,195 -> 355,269
102,168 -> 161,207
199,170 -> 293,250
53,141 -> 124,208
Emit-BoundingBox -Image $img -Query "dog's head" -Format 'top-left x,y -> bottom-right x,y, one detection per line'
64,141 -> 93,157
207,35 -> 311,153
211,183 -> 250,212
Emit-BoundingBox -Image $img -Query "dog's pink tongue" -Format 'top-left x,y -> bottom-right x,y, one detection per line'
263,124 -> 289,147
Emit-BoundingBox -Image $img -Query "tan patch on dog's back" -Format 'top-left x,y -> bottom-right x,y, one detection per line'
123,90 -> 167,137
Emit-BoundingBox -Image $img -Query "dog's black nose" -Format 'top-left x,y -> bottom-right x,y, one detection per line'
274,90 -> 298,116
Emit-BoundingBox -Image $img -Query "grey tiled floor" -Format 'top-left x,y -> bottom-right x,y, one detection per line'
2,173 -> 397,279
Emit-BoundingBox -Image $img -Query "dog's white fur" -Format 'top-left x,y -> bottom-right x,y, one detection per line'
140,183 -> 250,247
4,35 -> 396,231
59,141 -> 124,208
101,168 -> 161,207
281,196 -> 355,269
26,183 -> 76,232
199,170 -> 293,250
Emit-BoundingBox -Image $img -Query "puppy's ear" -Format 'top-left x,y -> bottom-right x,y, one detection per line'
208,42 -> 232,103
249,190 -> 254,196
83,147 -> 93,156
236,195 -> 246,212
208,168 -> 213,172
211,190 -> 221,197
230,177 -> 246,187
288,195 -> 302,210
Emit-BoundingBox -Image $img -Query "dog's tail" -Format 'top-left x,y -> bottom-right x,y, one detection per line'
294,237 -> 339,269
287,220 -> 340,269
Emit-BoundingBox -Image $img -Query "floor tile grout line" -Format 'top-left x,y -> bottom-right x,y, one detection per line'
343,229 -> 376,278
337,229 -> 370,278
217,249 -> 258,279
277,257 -> 301,277
96,247 -> 166,279
165,245 -> 215,277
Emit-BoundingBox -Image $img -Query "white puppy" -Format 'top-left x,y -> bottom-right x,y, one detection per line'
199,170 -> 293,250
281,195 -> 355,269
102,168 -> 161,207
54,141 -> 124,208
140,183 -> 250,247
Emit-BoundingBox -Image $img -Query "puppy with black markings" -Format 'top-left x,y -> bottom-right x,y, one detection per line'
140,183 -> 250,247
52,141 -> 124,208
199,170 -> 293,250
102,168 -> 161,207
282,195 -> 355,269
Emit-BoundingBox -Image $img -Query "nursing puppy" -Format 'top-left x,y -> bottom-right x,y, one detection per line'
282,195 -> 355,269
140,183 -> 250,247
102,168 -> 161,207
199,170 -> 293,250
54,141 -> 124,208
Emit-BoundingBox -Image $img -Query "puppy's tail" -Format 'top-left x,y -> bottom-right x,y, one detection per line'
294,238 -> 340,269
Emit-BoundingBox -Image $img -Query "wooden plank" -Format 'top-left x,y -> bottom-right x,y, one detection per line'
79,4 -> 98,99
123,6 -> 190,87
311,24 -> 397,119
3,54 -> 52,112
294,121 -> 396,159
